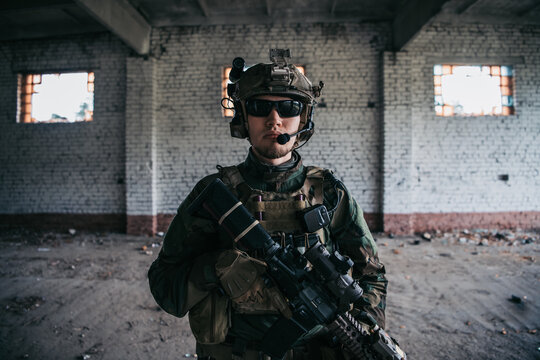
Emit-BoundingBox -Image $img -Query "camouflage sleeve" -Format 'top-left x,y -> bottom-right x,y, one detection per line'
148,174 -> 223,318
326,180 -> 388,329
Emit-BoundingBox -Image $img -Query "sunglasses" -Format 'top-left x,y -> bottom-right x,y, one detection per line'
245,99 -> 304,118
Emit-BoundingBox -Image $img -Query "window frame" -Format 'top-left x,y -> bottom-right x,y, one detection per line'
433,63 -> 516,117
16,70 -> 95,124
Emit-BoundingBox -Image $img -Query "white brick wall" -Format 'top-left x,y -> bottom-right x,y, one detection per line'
0,33 -> 129,214
125,57 -> 158,216
150,23 -> 390,214
1,21 -> 538,227
382,51 -> 413,215
383,23 -> 540,214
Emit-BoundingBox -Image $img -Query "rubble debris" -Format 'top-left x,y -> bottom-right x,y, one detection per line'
139,245 -> 154,255
80,343 -> 103,359
509,295 -> 525,304
140,242 -> 160,255
86,343 -> 103,354
98,271 -> 112,280
23,314 -> 47,326
37,247 -> 50,252
415,228 -> 538,247
69,229 -> 77,236
139,304 -> 162,312
5,296 -> 45,314
501,328 -> 507,335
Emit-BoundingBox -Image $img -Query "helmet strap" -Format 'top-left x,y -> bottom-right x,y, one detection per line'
293,106 -> 315,150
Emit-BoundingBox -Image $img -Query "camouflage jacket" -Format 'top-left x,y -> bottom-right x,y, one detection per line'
148,150 -> 388,345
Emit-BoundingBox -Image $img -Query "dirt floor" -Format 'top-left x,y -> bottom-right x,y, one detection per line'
0,227 -> 538,360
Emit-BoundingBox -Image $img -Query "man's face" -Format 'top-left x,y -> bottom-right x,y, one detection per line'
246,95 -> 302,165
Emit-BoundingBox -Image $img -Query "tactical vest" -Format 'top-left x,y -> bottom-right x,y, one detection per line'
208,165 -> 336,357
218,165 -> 329,250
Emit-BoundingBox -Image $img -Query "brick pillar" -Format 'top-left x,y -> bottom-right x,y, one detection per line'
125,57 -> 157,235
382,51 -> 413,234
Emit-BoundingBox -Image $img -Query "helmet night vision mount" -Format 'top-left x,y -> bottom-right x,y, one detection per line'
223,49 -> 324,147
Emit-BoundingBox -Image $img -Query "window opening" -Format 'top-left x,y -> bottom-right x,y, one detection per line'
433,64 -> 515,116
222,65 -> 305,117
18,71 -> 94,123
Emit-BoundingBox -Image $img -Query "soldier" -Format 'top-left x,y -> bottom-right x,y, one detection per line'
148,49 -> 388,360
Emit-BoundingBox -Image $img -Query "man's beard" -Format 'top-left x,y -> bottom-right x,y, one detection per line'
253,142 -> 295,160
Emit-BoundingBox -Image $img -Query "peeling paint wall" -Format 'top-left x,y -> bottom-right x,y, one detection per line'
382,23 -> 540,232
146,23 -> 390,217
0,21 -> 538,234
0,33 -> 129,217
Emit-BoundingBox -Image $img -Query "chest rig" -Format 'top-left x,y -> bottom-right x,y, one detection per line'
218,165 -> 329,254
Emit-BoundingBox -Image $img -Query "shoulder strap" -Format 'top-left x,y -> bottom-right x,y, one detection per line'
217,165 -> 252,202
301,166 -> 327,205
305,166 -> 327,180
217,165 -> 245,188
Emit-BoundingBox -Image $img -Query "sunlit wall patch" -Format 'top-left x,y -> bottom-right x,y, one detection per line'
433,64 -> 515,117
18,71 -> 94,123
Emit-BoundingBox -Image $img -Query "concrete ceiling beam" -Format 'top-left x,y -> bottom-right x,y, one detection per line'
330,0 -> 338,15
392,0 -> 451,51
455,0 -> 479,14
0,24 -> 104,42
74,0 -> 151,55
197,0 -> 210,17
518,2 -> 540,17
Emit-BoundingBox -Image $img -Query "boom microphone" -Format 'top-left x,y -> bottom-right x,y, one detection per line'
276,122 -> 313,144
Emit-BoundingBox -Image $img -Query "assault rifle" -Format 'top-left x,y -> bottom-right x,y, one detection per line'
188,179 -> 406,360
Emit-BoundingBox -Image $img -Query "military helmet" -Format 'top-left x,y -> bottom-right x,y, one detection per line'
225,49 -> 324,144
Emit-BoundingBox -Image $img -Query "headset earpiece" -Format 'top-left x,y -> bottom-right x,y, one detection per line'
229,101 -> 248,138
